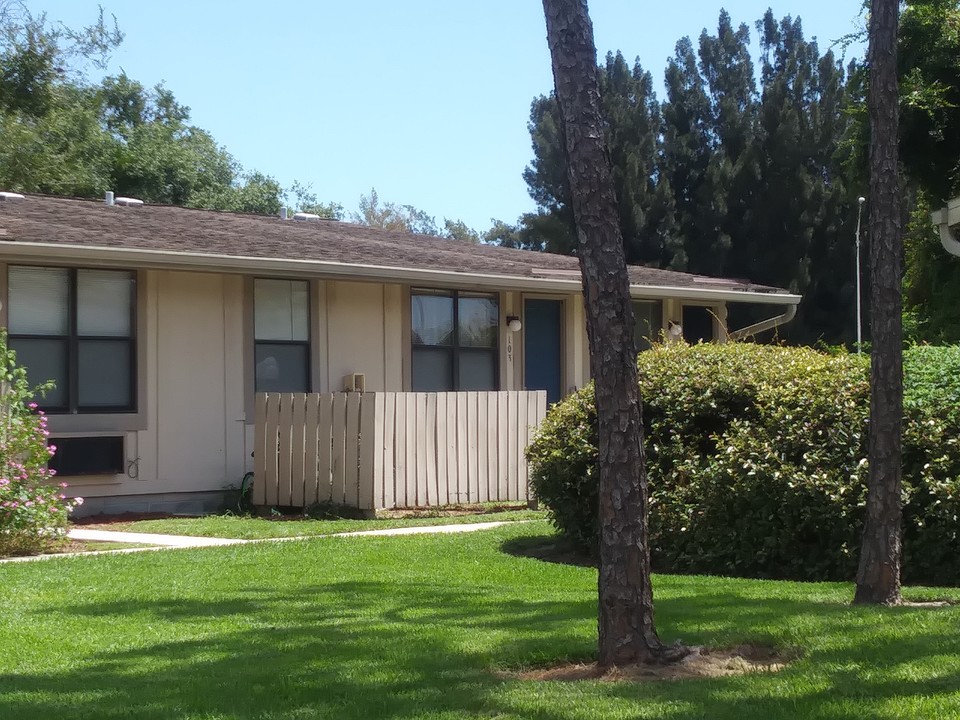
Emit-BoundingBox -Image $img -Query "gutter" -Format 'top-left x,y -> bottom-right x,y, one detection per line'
931,196 -> 960,257
0,240 -> 803,307
727,304 -> 798,341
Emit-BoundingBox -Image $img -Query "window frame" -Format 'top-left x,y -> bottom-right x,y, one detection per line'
631,300 -> 664,352
253,277 -> 312,394
410,289 -> 500,392
7,266 -> 137,414
681,303 -> 719,343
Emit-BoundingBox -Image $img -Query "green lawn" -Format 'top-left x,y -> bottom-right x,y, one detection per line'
80,508 -> 545,539
2,521 -> 960,719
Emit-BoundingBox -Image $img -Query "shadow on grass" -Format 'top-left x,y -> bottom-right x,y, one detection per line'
3,539 -> 960,719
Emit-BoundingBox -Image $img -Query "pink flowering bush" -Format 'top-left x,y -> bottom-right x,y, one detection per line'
0,332 -> 82,557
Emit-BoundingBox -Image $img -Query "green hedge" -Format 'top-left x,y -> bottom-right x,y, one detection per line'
527,343 -> 960,585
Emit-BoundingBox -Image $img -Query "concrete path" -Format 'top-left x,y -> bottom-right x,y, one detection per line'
334,521 -> 514,538
0,520 -> 521,563
69,528 -> 248,547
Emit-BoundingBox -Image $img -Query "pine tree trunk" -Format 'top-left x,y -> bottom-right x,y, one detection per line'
542,0 -> 666,665
854,0 -> 903,606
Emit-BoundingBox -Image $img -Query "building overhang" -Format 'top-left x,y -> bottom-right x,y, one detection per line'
0,240 -> 802,307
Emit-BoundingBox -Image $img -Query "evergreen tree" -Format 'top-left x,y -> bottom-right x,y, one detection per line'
658,36 -> 717,273
600,52 -> 672,265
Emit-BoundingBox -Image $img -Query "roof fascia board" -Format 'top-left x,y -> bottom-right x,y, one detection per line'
0,240 -> 801,306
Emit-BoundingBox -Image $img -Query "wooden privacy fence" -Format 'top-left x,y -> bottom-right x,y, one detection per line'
253,390 -> 548,510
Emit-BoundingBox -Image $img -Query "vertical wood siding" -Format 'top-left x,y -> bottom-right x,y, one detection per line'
254,391 -> 547,510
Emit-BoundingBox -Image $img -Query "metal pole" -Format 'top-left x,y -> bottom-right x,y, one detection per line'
855,196 -> 866,354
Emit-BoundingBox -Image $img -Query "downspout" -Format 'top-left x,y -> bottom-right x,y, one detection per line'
728,304 -> 798,341
931,198 -> 960,257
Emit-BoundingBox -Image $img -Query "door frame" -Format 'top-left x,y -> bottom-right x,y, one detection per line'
520,294 -> 566,400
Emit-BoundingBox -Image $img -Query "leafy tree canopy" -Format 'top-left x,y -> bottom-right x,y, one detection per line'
0,2 -> 332,216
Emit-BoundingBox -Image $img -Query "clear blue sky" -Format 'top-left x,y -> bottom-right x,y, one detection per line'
29,1 -> 866,230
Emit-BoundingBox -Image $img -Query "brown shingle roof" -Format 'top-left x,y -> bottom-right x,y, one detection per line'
0,194 -> 791,297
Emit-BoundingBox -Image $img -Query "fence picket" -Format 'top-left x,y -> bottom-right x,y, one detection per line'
486,392 -> 498,504
445,392 -> 458,505
405,395 -> 418,506
434,393 -> 448,506
303,394 -> 321,506
331,392 -> 347,505
382,392 -> 396,509
344,392 -> 361,507
280,394 -> 298,506
477,393 -> 489,503
507,391 -> 519,501
290,393 -> 307,508
359,392 -> 379,511
253,393 -> 268,505
317,394 -> 333,503
394,393 -> 407,507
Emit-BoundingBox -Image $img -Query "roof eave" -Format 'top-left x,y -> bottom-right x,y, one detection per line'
0,240 -> 802,306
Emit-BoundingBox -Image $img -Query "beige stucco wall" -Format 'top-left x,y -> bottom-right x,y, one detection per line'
54,269 -> 248,504
0,264 -> 731,507
323,281 -> 403,393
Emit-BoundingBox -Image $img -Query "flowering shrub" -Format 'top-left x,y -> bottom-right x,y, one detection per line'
0,332 -> 82,557
527,342 -> 960,585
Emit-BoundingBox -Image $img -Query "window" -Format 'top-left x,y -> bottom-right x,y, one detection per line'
411,290 -> 498,391
682,305 -> 716,343
8,266 -> 136,413
632,300 -> 663,351
254,278 -> 310,393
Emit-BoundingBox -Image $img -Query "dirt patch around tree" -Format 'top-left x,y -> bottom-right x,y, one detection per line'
501,644 -> 795,683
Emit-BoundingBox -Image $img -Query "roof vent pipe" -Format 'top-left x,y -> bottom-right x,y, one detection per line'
280,207 -> 288,220
114,196 -> 144,208
105,191 -> 115,206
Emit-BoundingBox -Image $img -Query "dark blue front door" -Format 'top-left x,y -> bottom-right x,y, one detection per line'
524,299 -> 563,405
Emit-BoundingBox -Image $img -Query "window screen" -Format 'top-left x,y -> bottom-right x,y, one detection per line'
8,266 -> 136,413
411,290 -> 498,392
254,279 -> 310,392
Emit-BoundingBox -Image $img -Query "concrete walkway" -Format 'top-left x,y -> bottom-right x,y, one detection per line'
0,520 -> 520,563
69,528 -> 247,547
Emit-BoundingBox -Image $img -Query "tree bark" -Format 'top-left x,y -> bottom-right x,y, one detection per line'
542,0 -> 667,665
854,0 -> 903,606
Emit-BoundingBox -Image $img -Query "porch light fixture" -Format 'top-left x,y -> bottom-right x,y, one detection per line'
506,316 -> 522,332
667,321 -> 683,341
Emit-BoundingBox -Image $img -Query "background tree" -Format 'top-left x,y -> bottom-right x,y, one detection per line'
0,4 -> 303,216
515,9 -> 857,345
352,187 -> 480,240
541,0 -> 676,667
352,187 -> 439,234
288,180 -> 344,219
898,0 -> 960,342
854,0 -> 904,606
